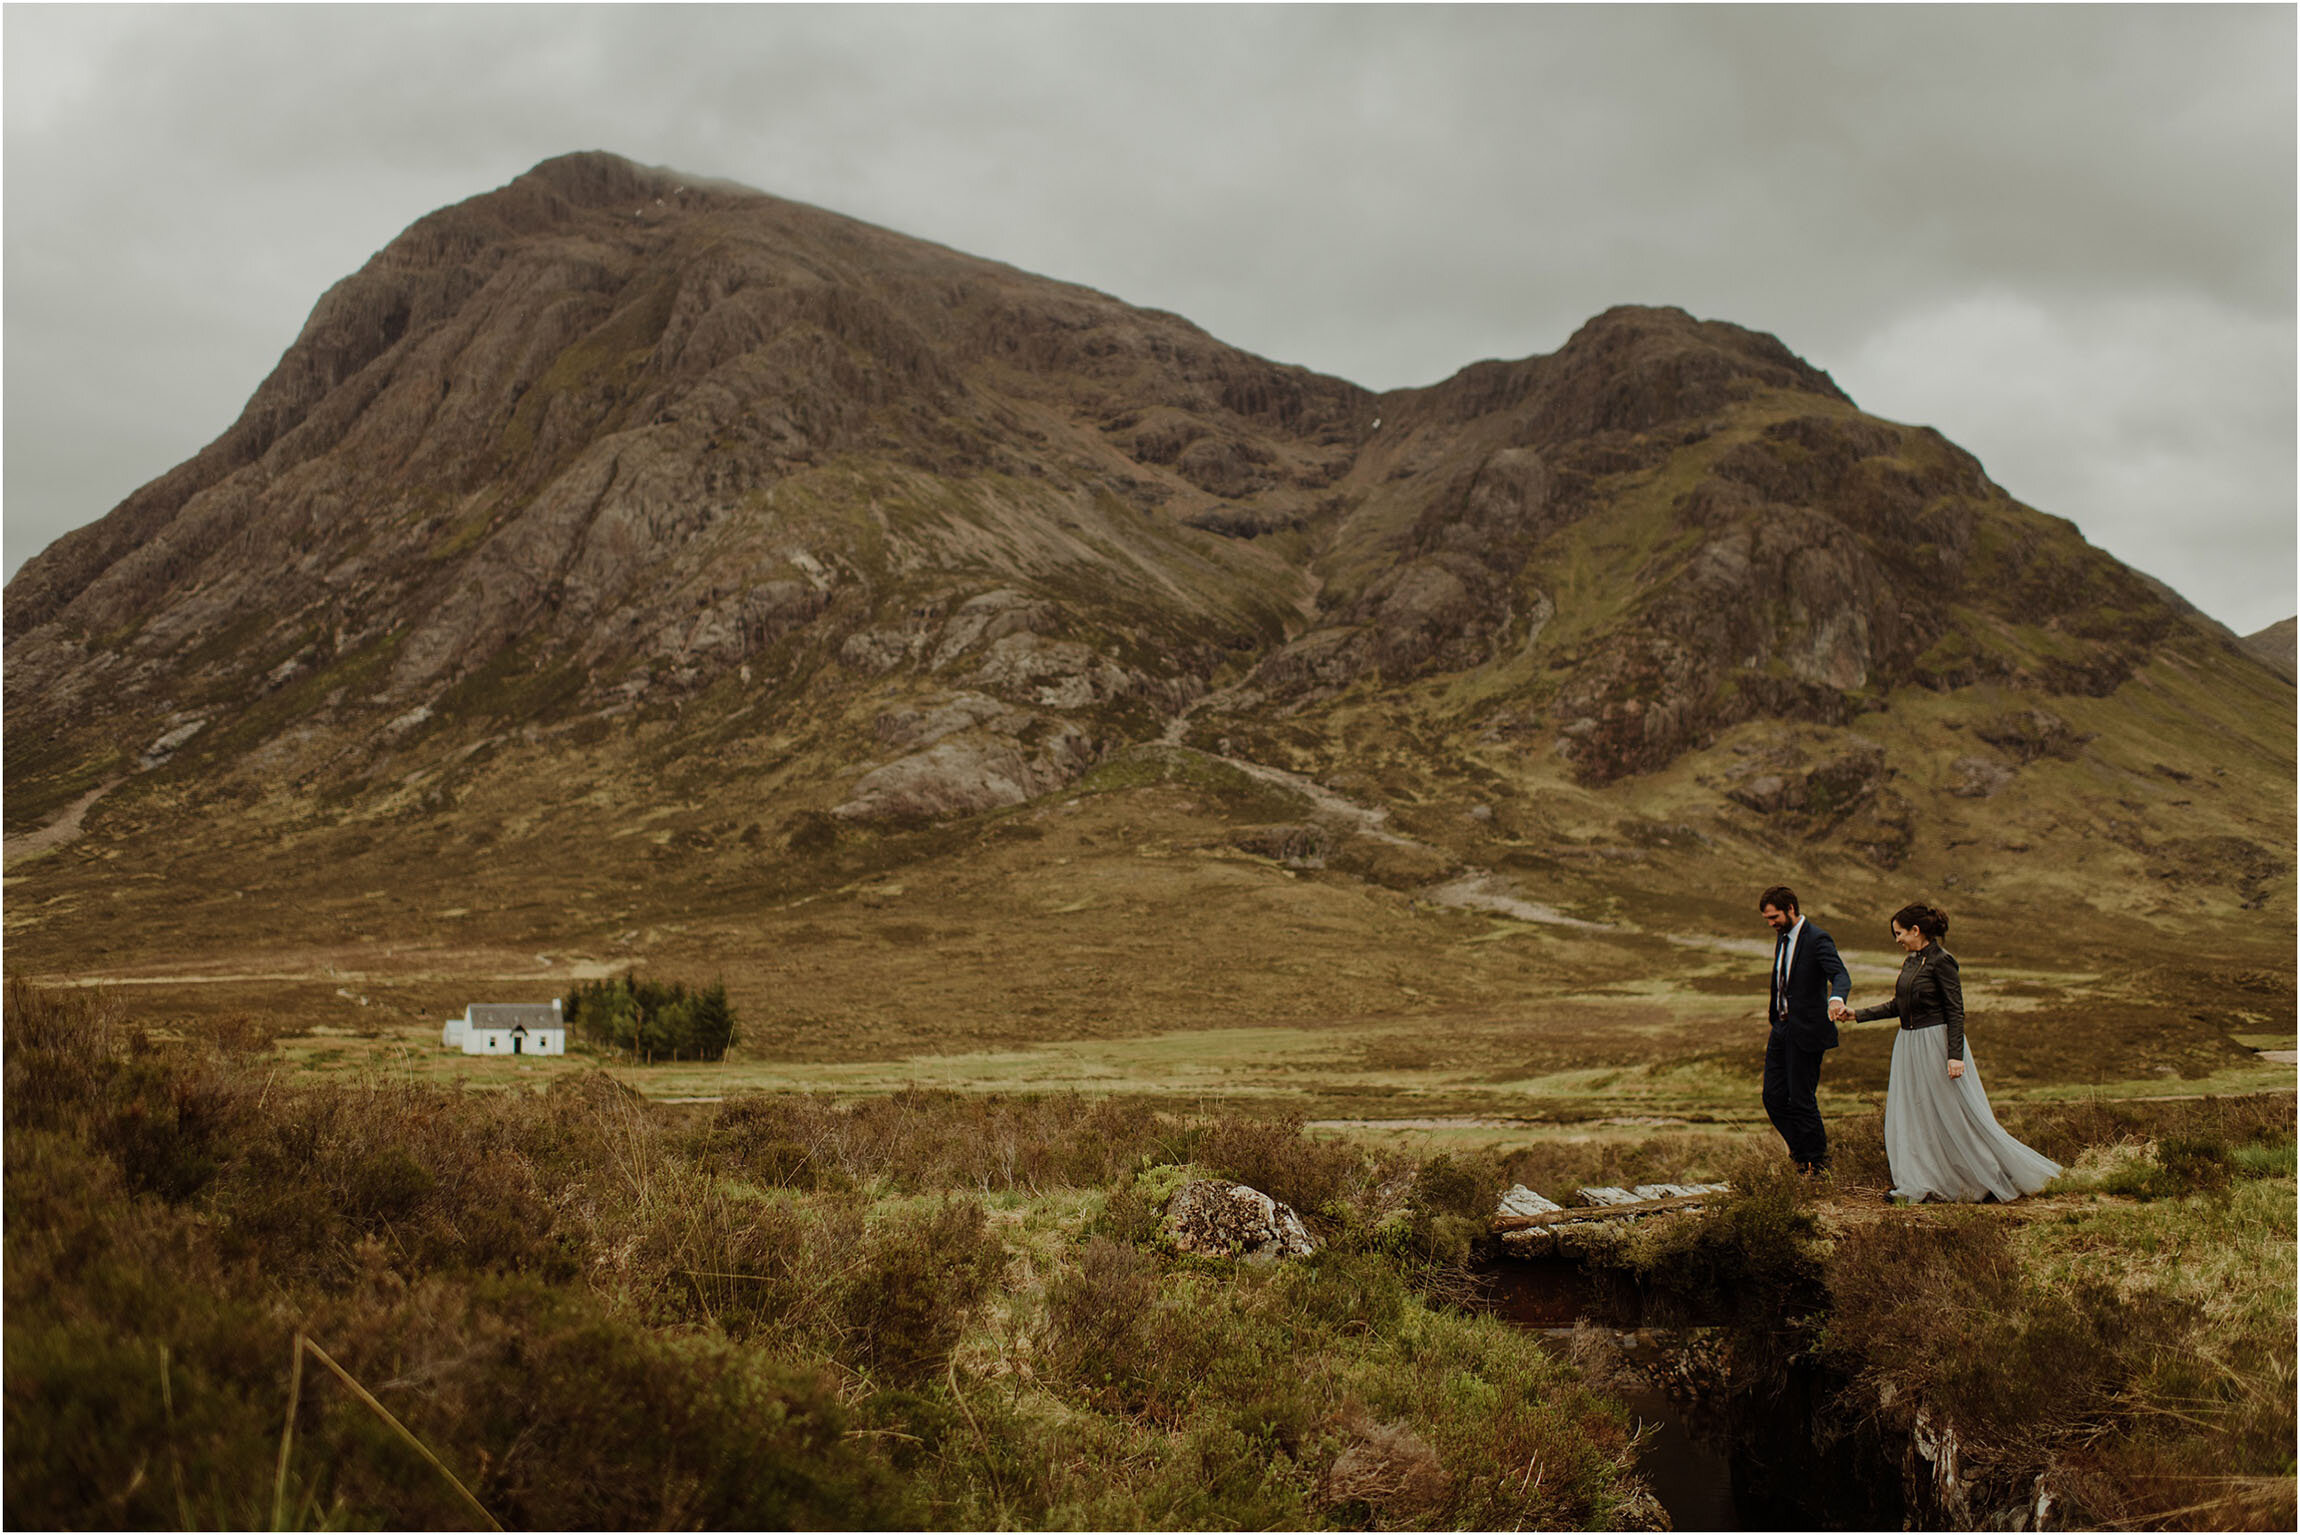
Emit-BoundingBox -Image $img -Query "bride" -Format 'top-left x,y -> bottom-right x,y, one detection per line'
1832,903 -> 2061,1203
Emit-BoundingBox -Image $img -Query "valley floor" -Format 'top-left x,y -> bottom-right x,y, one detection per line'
4,976 -> 2292,1530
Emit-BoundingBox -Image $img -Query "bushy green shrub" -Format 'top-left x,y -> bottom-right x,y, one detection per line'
1409,1152 -> 1501,1219
2152,1134 -> 2237,1198
1196,1111 -> 1366,1216
1044,1237 -> 1160,1409
1604,1147 -> 1824,1335
845,1199 -> 1004,1383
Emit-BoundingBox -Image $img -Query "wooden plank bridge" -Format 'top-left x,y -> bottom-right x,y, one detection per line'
1490,1181 -> 1729,1254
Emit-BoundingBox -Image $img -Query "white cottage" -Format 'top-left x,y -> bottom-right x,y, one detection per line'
442,1000 -> 567,1056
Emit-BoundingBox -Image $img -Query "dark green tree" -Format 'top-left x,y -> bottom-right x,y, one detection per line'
565,972 -> 737,1063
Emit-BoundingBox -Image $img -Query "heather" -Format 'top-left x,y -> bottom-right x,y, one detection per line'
3,980 -> 1654,1530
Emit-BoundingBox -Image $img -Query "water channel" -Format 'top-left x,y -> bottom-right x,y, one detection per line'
1481,1256 -> 1908,1532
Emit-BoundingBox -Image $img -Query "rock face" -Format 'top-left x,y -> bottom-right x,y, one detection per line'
1162,1179 -> 1318,1260
2,150 -> 2287,924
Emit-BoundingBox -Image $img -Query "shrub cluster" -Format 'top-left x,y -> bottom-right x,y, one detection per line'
1996,1092 -> 2296,1169
697,1087 -> 1181,1194
564,972 -> 737,1061
1598,1146 -> 1828,1343
1034,1231 -> 1656,1527
3,980 -> 1655,1530
1816,1094 -> 2298,1530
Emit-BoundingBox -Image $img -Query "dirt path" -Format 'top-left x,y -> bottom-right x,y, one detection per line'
1219,752 -> 1426,848
1421,871 -> 1615,930
1132,739 -> 1790,945
45,958 -> 624,987
2,778 -> 123,870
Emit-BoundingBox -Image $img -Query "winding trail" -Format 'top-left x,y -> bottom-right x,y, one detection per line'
2,778 -> 124,871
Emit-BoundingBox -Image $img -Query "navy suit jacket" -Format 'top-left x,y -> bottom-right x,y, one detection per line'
1769,920 -> 1850,1053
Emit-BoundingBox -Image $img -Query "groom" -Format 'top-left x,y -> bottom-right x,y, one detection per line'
1758,884 -> 1850,1174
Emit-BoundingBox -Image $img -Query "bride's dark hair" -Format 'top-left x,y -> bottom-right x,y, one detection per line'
1891,902 -> 1949,940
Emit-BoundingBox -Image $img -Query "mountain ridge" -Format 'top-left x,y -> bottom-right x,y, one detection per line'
5,152 -> 2289,999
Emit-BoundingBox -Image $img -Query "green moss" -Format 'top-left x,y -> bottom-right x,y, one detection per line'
428,495 -> 506,561
1071,745 -> 1311,822
176,610 -> 276,670
499,275 -> 680,463
0,743 -> 127,836
85,614 -> 147,653
435,644 -> 589,725
191,631 -> 406,766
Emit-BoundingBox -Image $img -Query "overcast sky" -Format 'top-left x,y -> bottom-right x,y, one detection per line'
6,4 -> 2293,632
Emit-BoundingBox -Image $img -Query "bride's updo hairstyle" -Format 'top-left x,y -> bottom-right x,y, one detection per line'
1890,902 -> 1949,940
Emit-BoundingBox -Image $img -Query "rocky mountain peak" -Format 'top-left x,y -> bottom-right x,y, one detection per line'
1388,303 -> 1849,442
5,154 -> 2287,936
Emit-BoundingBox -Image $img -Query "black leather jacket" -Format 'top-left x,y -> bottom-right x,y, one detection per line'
1853,945 -> 1966,1061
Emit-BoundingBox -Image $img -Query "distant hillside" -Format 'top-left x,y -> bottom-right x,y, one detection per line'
4,151 -> 2290,994
2244,617 -> 2296,682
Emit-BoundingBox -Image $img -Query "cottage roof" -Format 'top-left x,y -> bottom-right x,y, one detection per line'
468,1003 -> 562,1029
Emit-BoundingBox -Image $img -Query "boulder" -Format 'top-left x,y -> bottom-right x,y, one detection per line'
839,626 -> 928,673
1974,708 -> 2090,764
1162,1178 -> 1317,1261
1226,822 -> 1333,867
832,722 -> 1092,823
873,691 -> 1027,751
965,633 -> 1135,710
929,589 -> 1057,669
1948,753 -> 2014,798
1726,771 -> 1803,815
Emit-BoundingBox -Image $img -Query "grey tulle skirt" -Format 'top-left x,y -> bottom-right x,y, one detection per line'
1884,1026 -> 2063,1203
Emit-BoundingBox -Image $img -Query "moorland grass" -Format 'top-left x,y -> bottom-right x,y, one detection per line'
10,977 -> 2290,1528
1817,1155 -> 2296,1531
3,980 -> 1656,1531
1791,1095 -> 2292,1529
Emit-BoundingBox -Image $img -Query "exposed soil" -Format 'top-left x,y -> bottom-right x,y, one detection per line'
1,776 -> 122,869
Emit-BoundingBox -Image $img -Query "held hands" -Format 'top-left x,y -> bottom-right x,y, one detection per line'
1828,999 -> 1853,1023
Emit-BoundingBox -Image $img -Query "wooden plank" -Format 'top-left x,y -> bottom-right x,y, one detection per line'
1497,1184 -> 1564,1218
1492,1191 -> 1719,1231
1577,1186 -> 1644,1206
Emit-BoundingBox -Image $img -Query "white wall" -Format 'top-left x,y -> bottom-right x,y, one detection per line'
462,1027 -> 567,1057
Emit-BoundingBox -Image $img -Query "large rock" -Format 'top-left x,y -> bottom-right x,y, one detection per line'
1948,753 -> 2014,798
1974,708 -> 2091,764
1162,1178 -> 1317,1260
833,718 -> 1095,823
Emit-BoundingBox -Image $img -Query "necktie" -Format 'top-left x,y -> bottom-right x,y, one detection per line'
1775,934 -> 1790,1017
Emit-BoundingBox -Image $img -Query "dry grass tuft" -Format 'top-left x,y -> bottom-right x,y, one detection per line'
1320,1407 -> 1451,1518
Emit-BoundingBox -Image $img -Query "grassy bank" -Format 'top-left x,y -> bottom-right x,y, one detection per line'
3,981 -> 1658,1530
1584,1093 -> 2299,1530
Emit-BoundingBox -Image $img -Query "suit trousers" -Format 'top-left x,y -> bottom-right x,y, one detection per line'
1763,1030 -> 1829,1170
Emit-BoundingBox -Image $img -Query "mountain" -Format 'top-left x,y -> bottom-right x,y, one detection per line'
5,152 -> 2290,1034
2244,617 -> 2296,683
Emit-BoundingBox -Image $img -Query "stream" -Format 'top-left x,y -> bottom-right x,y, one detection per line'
1482,1257 -> 1908,1532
